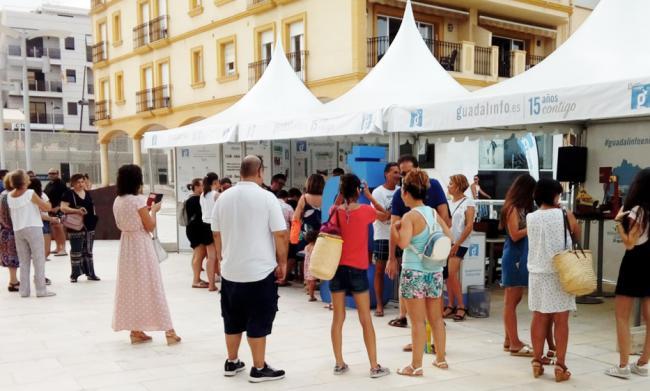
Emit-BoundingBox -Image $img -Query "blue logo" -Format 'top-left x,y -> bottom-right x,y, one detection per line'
631,84 -> 650,110
468,244 -> 479,257
409,109 -> 423,127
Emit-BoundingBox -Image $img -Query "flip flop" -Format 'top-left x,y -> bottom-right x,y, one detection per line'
433,360 -> 449,370
397,365 -> 423,377
54,252 -> 68,257
374,309 -> 384,317
510,345 -> 534,357
192,281 -> 209,289
388,317 -> 408,328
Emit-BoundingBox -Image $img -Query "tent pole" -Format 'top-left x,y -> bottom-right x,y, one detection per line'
288,140 -> 293,188
148,150 -> 155,193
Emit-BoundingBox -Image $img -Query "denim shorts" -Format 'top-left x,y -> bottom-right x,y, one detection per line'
501,236 -> 529,287
42,221 -> 51,235
329,265 -> 369,295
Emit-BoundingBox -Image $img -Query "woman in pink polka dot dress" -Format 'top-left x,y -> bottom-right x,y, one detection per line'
112,164 -> 181,345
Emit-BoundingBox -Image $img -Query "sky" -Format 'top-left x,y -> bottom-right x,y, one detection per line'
0,0 -> 89,12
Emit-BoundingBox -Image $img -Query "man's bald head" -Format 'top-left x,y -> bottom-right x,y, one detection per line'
240,155 -> 263,181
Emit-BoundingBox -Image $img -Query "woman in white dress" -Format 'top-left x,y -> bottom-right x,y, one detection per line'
526,178 -> 579,382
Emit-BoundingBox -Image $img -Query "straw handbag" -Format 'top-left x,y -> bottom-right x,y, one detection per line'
309,209 -> 343,281
552,210 -> 596,296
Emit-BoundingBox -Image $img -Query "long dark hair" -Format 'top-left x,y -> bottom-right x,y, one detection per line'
116,165 -> 143,196
623,168 -> 650,234
500,174 -> 536,229
202,172 -> 219,196
339,174 -> 361,203
28,177 -> 43,197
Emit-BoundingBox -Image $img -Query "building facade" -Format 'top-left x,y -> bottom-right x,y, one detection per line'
90,0 -> 592,186
1,5 -> 96,133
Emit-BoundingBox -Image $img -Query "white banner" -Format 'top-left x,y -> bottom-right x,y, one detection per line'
388,78 -> 650,133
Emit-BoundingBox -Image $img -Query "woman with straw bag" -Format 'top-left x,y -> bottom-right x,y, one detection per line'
327,174 -> 391,379
526,178 -> 580,382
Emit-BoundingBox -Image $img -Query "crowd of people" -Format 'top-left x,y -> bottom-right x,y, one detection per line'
2,157 -> 648,385
0,168 -> 99,297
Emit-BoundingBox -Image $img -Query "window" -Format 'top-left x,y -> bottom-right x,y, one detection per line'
287,19 -> 304,73
191,47 -> 204,87
66,69 -> 76,83
112,12 -> 122,45
115,72 -> 124,103
260,30 -> 273,61
67,102 -> 78,115
64,37 -> 75,50
217,36 -> 237,81
189,0 -> 203,15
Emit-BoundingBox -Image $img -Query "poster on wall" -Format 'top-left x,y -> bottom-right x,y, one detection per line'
223,143 -> 242,182
516,133 -> 540,180
292,140 -> 309,188
308,141 -> 337,176
479,139 -> 504,169
175,145 -> 220,251
585,122 -> 650,282
338,142 -> 353,173
272,140 -> 290,181
246,141 -> 272,185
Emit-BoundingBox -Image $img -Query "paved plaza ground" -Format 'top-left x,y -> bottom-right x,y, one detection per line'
0,240 -> 647,391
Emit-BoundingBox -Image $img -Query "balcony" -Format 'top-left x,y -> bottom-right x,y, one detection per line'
27,80 -> 63,93
95,100 -> 110,121
86,45 -> 93,62
247,0 -> 272,9
29,112 -> 64,125
133,15 -> 169,50
137,85 -> 171,112
153,85 -> 171,110
91,42 -> 107,63
133,22 -> 150,49
474,46 -> 493,76
527,54 -> 545,69
248,51 -> 308,88
368,37 -> 461,72
149,15 -> 169,44
8,45 -> 60,59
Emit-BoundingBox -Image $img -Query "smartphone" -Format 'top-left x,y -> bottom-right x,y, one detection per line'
147,193 -> 163,207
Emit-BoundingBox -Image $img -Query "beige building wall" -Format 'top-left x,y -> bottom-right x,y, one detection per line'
91,0 -> 588,185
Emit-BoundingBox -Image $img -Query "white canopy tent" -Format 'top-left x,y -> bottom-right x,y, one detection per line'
387,0 -> 650,133
239,0 -> 469,142
143,40 -> 322,149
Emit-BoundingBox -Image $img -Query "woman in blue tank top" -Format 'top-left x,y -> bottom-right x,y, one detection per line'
391,170 -> 453,376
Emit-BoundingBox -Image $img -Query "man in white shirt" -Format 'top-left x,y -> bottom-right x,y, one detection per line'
212,155 -> 288,383
371,162 -> 400,317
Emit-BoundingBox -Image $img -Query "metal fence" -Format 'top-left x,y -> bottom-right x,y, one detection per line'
474,46 -> 492,76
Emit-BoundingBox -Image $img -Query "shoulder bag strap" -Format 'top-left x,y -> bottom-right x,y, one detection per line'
562,209 -> 569,250
451,197 -> 466,217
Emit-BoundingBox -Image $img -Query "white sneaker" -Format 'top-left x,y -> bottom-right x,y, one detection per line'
605,365 -> 631,379
36,291 -> 56,298
631,362 -> 648,377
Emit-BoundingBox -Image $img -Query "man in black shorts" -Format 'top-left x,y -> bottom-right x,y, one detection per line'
212,156 -> 288,383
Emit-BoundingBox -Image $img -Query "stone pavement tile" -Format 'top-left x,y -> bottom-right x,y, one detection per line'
2,374 -> 82,391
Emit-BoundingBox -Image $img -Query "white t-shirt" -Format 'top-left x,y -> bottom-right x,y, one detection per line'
200,190 -> 219,224
372,185 -> 398,241
449,196 -> 475,247
211,181 -> 286,283
629,206 -> 648,245
7,189 -> 44,231
279,200 -> 294,230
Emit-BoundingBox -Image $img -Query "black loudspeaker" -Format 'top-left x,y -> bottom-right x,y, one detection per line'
556,146 -> 587,183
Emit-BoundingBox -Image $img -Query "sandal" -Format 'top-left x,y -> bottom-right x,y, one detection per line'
541,350 -> 556,366
192,281 -> 209,289
531,359 -> 544,378
554,364 -> 571,382
397,364 -> 423,377
443,306 -> 456,319
403,343 -> 413,352
7,282 -> 19,292
510,344 -> 534,357
388,317 -> 408,328
453,307 -> 467,322
308,297 -> 317,302
433,360 -> 448,369
374,309 -> 384,317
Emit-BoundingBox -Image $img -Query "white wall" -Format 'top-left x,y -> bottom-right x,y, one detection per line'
423,136 -> 480,197
584,119 -> 650,282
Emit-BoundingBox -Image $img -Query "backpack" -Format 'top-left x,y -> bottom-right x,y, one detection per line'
177,199 -> 189,227
408,207 -> 452,269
